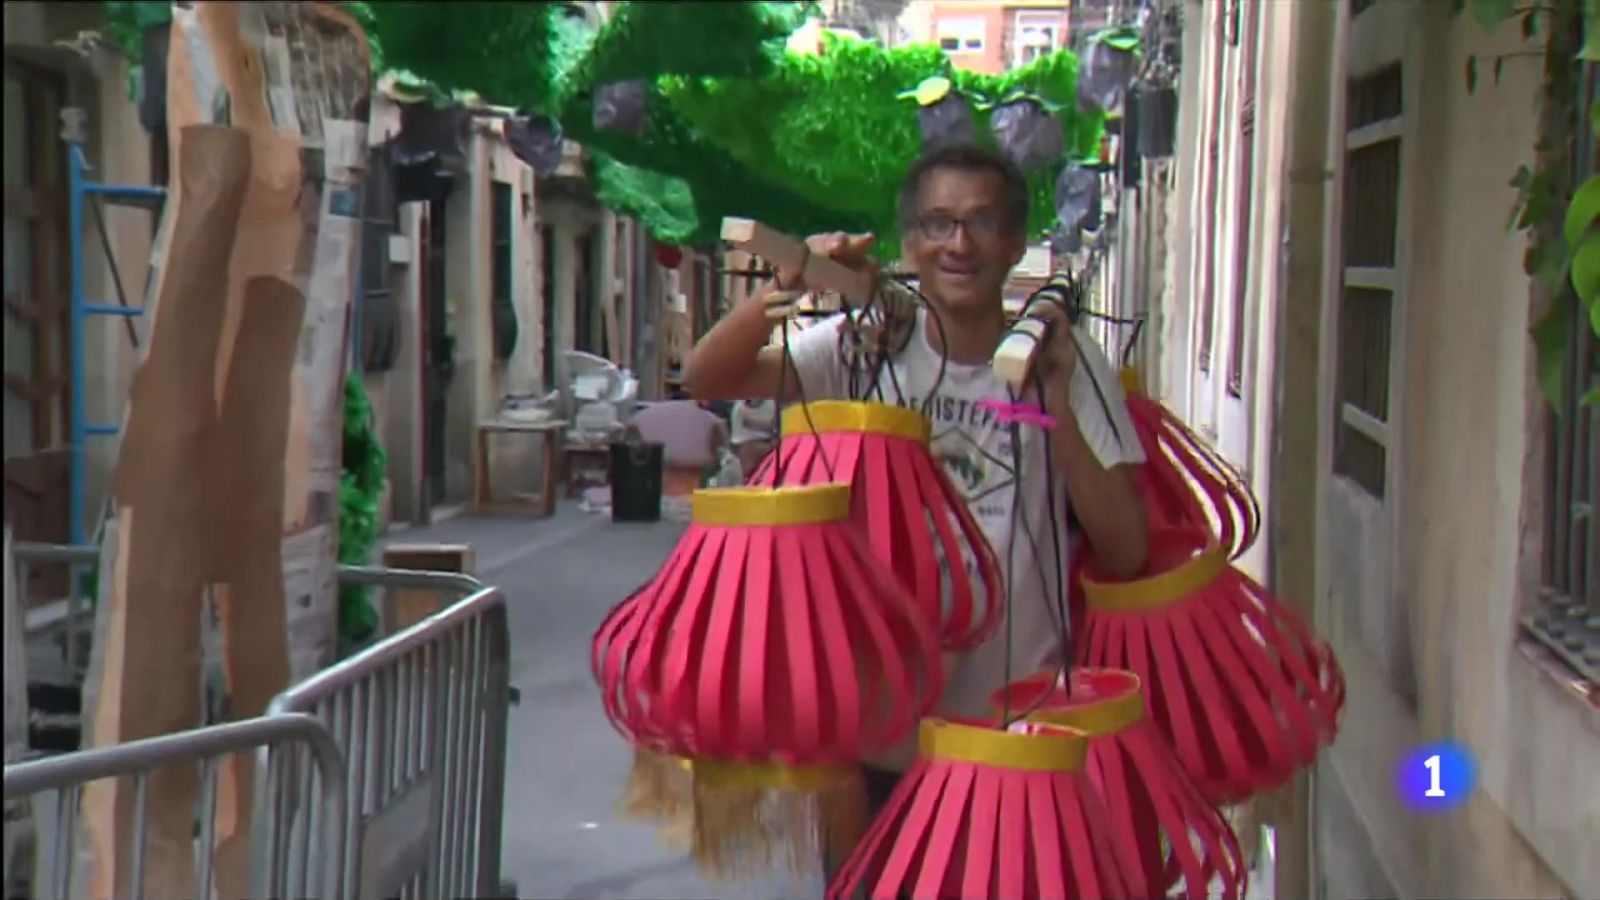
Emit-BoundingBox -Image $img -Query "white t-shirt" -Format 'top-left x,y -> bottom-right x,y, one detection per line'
784,307 -> 1145,769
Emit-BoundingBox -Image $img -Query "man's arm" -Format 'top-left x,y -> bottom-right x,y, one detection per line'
684,231 -> 875,402
1042,404 -> 1148,577
681,284 -> 795,401
1040,332 -> 1149,578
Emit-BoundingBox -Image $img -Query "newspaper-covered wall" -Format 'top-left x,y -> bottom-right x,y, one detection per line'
76,3 -> 372,897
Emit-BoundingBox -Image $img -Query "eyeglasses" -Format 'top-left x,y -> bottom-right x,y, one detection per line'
915,212 -> 1008,243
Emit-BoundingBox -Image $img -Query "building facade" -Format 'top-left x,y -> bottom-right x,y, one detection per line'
900,0 -> 1071,74
1131,0 -> 1599,896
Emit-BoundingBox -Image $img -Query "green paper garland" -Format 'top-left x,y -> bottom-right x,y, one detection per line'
339,376 -> 386,644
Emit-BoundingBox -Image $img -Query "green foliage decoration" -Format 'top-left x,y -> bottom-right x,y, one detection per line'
367,1 -> 570,114
339,376 -> 387,644
578,1 -> 808,85
660,35 -> 1101,251
103,1 -> 172,100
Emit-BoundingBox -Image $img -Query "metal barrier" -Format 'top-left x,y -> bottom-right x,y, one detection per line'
258,584 -> 511,900
2,713 -> 346,900
7,543 -> 507,899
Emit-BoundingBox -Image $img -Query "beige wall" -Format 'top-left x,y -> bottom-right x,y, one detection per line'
1314,4 -> 1598,898
1150,0 -> 1599,896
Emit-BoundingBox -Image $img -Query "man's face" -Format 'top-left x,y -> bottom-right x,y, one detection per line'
901,167 -> 1026,314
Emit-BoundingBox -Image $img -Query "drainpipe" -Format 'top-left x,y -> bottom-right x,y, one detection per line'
1267,1 -> 1339,898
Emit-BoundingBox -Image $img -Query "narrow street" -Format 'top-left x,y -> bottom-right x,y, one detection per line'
383,507 -> 825,899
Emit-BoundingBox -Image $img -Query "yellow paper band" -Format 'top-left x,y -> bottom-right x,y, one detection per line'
918,718 -> 1087,772
689,758 -> 857,792
690,483 -> 850,527
1119,367 -> 1143,395
779,400 -> 931,443
1026,683 -> 1145,737
1080,546 -> 1227,611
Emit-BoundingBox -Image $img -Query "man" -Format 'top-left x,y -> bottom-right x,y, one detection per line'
682,144 -> 1148,849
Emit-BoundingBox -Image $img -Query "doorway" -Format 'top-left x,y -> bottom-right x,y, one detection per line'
3,60 -> 71,574
420,197 -> 451,508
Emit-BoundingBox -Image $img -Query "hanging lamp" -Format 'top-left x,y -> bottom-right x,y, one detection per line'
992,668 -> 1247,899
749,400 -> 1004,650
591,483 -> 944,878
828,717 -> 1150,900
1075,526 -> 1344,805
1120,367 -> 1262,560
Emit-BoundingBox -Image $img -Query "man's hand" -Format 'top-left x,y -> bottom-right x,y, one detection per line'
1027,299 -> 1079,399
775,232 -> 878,291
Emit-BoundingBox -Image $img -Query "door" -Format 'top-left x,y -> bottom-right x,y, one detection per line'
1216,0 -> 1263,488
3,61 -> 71,580
420,197 -> 451,507
1189,0 -> 1230,440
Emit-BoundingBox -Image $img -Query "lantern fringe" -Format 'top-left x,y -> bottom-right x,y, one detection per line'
618,748 -> 694,844
689,761 -> 867,882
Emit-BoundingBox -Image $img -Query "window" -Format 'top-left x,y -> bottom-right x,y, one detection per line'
1013,11 -> 1059,68
1226,0 -> 1261,397
1332,64 -> 1404,498
490,181 -> 517,361
937,18 -> 985,53
1525,64 -> 1598,679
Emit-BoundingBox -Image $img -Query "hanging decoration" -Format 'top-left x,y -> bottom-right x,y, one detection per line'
901,76 -> 980,152
653,242 -> 686,270
591,483 -> 945,878
1075,526 -> 1345,805
1135,85 -> 1179,158
370,1 -> 1107,247
827,717 -> 1151,899
1077,26 -> 1142,113
988,95 -> 1066,173
1050,225 -> 1083,256
1119,368 -> 1262,560
504,110 -> 565,175
992,668 -> 1248,900
1055,163 -> 1102,233
593,79 -> 649,135
748,401 -> 1004,650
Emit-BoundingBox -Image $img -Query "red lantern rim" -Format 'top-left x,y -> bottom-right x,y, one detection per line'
919,716 -> 1089,772
779,400 -> 932,443
989,669 -> 1146,738
689,482 -> 851,527
1079,527 -> 1225,611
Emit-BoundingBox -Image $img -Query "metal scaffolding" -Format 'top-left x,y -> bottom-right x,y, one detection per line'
61,108 -> 165,546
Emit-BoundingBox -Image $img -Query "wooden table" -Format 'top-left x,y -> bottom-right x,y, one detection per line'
473,418 -> 566,518
562,442 -> 613,498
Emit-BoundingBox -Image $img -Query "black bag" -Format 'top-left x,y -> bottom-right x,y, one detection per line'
609,440 -> 664,523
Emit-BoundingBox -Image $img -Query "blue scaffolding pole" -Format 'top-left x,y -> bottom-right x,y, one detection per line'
65,136 -> 166,546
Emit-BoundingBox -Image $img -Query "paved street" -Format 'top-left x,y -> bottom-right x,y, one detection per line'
384,505 -> 825,900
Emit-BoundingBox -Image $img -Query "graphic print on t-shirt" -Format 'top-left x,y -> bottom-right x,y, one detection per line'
897,390 -> 1031,601
902,391 -> 1020,524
